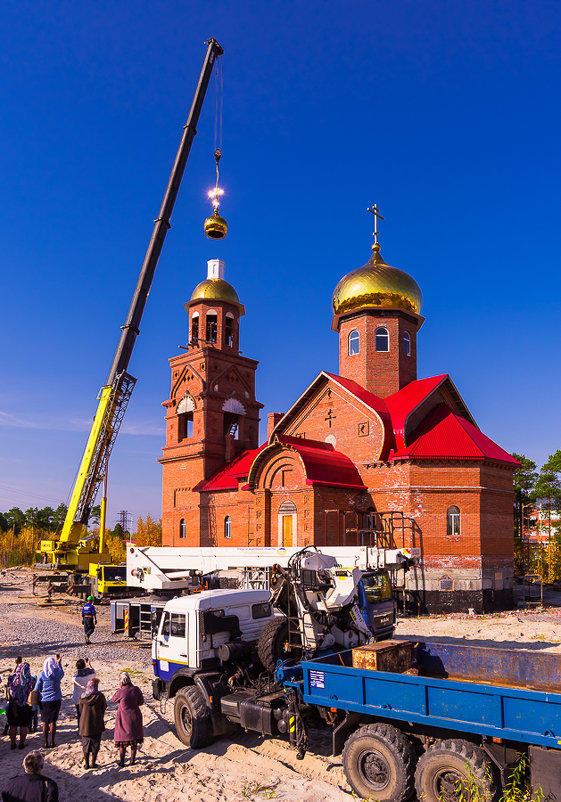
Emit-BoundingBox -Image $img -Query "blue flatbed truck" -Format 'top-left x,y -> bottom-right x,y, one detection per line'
149,587 -> 561,800
290,641 -> 561,800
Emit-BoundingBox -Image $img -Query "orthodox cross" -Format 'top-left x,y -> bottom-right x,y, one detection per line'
325,408 -> 337,428
367,203 -> 384,246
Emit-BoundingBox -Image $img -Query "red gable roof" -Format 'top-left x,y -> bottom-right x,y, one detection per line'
390,403 -> 519,465
246,434 -> 366,490
196,445 -> 266,492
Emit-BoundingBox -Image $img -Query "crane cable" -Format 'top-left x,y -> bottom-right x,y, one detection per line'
213,55 -> 224,195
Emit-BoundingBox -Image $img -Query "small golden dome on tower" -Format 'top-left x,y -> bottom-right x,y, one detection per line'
190,277 -> 239,304
204,207 -> 228,239
332,243 -> 423,316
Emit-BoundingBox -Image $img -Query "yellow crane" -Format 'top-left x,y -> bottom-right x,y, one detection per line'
39,38 -> 224,597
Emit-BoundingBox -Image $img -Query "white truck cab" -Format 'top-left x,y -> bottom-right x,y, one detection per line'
152,588 -> 275,698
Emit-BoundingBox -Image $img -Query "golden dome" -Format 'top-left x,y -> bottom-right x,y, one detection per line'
190,278 -> 240,304
332,244 -> 422,315
204,208 -> 228,239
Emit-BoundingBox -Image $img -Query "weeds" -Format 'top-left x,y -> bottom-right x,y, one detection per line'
241,781 -> 278,799
436,754 -> 544,802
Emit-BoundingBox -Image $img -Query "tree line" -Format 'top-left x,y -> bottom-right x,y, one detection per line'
0,503 -> 161,567
513,450 -> 561,580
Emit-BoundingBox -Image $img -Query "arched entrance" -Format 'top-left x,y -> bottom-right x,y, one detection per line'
278,500 -> 297,547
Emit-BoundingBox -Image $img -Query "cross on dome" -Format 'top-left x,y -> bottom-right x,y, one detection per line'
367,203 -> 384,249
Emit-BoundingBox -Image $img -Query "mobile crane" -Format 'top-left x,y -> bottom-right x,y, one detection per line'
38,38 -> 224,597
112,543 -> 419,641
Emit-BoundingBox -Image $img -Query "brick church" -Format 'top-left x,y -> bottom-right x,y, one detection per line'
160,232 -> 518,613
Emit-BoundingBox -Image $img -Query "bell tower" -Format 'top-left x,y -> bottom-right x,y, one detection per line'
160,259 -> 263,545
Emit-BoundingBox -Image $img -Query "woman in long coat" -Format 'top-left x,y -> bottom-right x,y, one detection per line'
111,672 -> 144,766
79,677 -> 106,769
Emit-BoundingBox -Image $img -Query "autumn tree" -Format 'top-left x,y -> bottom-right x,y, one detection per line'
133,515 -> 162,548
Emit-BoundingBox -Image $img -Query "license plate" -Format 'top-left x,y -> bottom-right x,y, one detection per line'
376,614 -> 392,628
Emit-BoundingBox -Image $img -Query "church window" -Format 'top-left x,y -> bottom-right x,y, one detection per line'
447,506 -> 461,537
179,518 -> 186,539
375,326 -> 389,352
225,312 -> 234,347
224,414 -> 239,439
177,396 -> 194,441
191,312 -> 199,346
223,398 -> 246,441
348,329 -> 360,355
403,331 -> 411,356
206,312 -> 218,344
224,516 -> 231,539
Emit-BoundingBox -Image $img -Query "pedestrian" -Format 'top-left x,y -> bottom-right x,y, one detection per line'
72,658 -> 95,726
78,677 -> 106,769
111,671 -> 144,767
3,657 -> 22,736
81,596 -> 97,644
6,659 -> 35,750
34,656 -> 64,749
1,749 -> 58,802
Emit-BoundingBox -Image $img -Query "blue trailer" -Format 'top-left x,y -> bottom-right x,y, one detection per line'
292,640 -> 561,800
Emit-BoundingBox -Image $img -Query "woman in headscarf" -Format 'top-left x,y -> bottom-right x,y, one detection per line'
111,671 -> 144,767
6,658 -> 35,749
34,655 -> 64,748
78,676 -> 106,769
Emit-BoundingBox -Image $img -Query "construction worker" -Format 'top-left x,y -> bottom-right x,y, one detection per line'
81,597 -> 97,644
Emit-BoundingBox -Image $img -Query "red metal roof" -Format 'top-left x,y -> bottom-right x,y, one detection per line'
247,434 -> 366,489
196,445 -> 266,492
384,375 -> 448,450
390,403 -> 519,465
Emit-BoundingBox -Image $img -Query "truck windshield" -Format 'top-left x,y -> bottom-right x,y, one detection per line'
102,567 -> 126,582
361,572 -> 392,604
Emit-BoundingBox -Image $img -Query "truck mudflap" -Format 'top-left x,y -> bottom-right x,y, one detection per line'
529,744 -> 561,799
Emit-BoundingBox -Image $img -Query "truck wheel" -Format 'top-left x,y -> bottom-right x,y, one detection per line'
415,739 -> 498,802
342,722 -> 415,801
258,617 -> 301,673
173,686 -> 213,749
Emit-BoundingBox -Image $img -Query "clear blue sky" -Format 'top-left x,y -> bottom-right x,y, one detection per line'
1,1 -> 560,526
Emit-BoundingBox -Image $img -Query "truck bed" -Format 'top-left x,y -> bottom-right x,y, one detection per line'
300,641 -> 561,750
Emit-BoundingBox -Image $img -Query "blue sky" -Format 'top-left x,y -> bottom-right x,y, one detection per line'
1,1 -> 560,525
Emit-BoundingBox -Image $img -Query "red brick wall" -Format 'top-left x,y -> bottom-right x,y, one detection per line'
337,309 -> 420,397
280,384 -> 387,462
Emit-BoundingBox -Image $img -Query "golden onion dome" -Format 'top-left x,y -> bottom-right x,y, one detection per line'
204,208 -> 228,240
332,244 -> 422,316
190,277 -> 240,304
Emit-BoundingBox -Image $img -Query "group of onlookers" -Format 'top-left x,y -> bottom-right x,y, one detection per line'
1,654 -> 145,801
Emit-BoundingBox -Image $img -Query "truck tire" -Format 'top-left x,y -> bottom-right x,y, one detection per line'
415,739 -> 498,802
173,686 -> 213,749
342,722 -> 415,801
257,617 -> 301,673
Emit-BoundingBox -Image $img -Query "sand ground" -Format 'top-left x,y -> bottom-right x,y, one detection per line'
1,569 -> 561,801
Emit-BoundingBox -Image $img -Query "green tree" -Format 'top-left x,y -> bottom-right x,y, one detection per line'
5,508 -> 26,534
52,503 -> 68,530
512,454 -> 537,575
531,451 -> 561,583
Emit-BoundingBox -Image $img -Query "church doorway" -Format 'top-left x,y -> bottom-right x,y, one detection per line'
278,501 -> 297,547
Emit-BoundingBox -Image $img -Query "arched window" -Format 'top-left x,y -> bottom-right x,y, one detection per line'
179,518 -> 186,539
447,506 -> 461,537
191,312 -> 199,346
224,516 -> 231,539
223,397 -> 246,440
403,331 -> 411,357
177,396 -> 194,440
348,329 -> 360,355
375,326 -> 389,352
225,312 -> 234,348
206,310 -> 218,344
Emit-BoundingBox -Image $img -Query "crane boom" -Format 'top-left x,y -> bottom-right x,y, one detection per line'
41,38 -> 224,569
